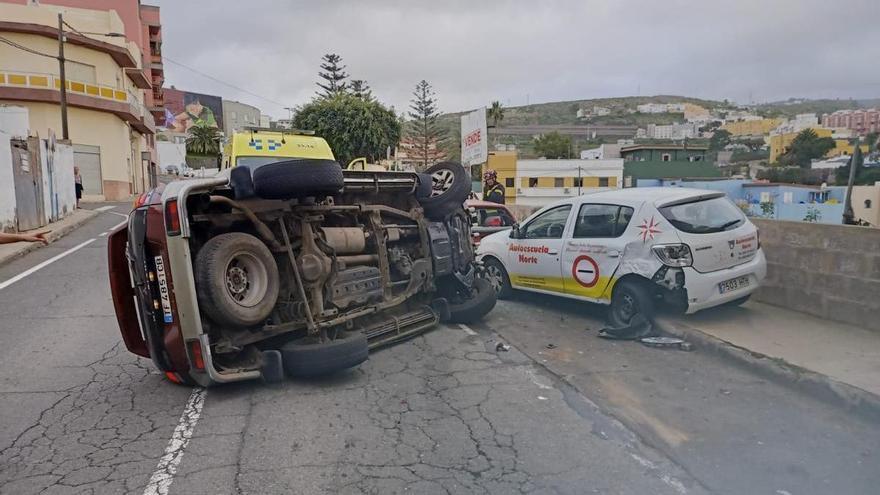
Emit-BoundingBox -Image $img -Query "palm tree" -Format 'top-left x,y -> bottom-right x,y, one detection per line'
488,101 -> 504,128
186,123 -> 222,156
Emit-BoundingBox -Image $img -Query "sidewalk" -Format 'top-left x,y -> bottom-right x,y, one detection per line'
658,301 -> 880,415
0,209 -> 99,267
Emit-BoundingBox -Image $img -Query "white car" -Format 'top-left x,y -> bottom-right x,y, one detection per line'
477,188 -> 766,326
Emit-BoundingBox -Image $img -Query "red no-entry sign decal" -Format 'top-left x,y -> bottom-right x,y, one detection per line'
572,255 -> 599,288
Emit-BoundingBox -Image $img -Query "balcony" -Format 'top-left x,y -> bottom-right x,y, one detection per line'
0,69 -> 154,135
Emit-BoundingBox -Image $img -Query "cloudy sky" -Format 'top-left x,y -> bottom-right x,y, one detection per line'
151,0 -> 880,119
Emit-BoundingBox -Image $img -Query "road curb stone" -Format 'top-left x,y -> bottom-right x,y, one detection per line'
656,317 -> 880,423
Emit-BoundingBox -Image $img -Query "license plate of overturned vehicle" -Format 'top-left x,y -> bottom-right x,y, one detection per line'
107,151 -> 496,387
719,275 -> 749,294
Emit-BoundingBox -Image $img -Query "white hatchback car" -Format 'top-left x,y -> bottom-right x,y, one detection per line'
477,188 -> 766,326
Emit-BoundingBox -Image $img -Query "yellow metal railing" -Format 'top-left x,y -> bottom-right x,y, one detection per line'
0,70 -> 128,103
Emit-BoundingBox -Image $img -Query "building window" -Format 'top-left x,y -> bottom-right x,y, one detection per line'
865,199 -> 872,209
554,178 -> 564,187
662,153 -> 671,162
573,177 -> 583,187
529,177 -> 538,187
598,177 -> 609,187
504,177 -> 514,187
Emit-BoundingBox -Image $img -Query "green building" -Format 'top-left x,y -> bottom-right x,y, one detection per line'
620,144 -> 720,183
620,144 -> 709,162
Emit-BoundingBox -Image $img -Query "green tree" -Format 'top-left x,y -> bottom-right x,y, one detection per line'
533,131 -> 572,159
408,80 -> 446,170
293,93 -> 401,165
185,123 -> 222,156
488,101 -> 505,128
709,129 -> 731,151
778,128 -> 836,168
349,79 -> 373,101
316,53 -> 349,98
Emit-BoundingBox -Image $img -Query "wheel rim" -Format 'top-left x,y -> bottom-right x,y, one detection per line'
224,251 -> 268,308
485,264 -> 505,295
430,168 -> 455,197
613,292 -> 637,323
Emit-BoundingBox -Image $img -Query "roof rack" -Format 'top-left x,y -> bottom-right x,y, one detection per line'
240,126 -> 315,136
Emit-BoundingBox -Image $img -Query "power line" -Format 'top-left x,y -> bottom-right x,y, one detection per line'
162,56 -> 288,109
0,35 -> 87,65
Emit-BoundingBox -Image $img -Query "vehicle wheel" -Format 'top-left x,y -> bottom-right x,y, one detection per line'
483,258 -> 512,299
280,331 -> 369,377
252,159 -> 344,199
724,294 -> 751,308
446,277 -> 497,324
418,162 -> 471,220
195,232 -> 280,327
230,166 -> 255,199
607,280 -> 655,328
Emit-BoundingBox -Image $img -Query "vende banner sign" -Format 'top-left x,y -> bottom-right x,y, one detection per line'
460,107 -> 487,167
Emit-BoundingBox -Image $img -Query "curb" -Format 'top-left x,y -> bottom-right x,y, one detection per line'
0,209 -> 99,268
656,317 -> 880,423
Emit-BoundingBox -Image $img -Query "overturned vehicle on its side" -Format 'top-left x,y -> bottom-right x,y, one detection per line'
108,135 -> 494,386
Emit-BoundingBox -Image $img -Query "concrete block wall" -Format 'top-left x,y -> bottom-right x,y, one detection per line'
752,219 -> 880,332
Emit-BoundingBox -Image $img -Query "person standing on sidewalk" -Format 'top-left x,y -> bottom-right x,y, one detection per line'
0,231 -> 49,245
74,166 -> 83,209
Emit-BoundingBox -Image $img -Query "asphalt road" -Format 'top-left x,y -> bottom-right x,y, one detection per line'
0,206 -> 700,495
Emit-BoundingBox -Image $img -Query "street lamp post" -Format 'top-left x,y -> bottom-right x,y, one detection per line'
57,13 -> 69,140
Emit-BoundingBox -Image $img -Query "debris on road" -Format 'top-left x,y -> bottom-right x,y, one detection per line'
545,343 -> 557,349
598,314 -> 655,340
639,336 -> 693,351
496,342 -> 510,352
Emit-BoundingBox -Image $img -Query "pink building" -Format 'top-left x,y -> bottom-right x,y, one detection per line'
821,109 -> 880,135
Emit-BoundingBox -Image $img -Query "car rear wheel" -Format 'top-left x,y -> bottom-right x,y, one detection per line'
195,232 -> 280,327
418,162 -> 471,220
280,331 -> 369,377
483,258 -> 512,299
608,280 -> 655,328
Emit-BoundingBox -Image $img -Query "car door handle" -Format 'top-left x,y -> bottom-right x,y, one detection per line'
547,250 -> 558,255
607,250 -> 620,258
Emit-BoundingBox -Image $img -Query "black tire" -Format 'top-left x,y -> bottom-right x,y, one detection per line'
252,159 -> 344,199
723,294 -> 751,308
607,280 -> 655,328
280,331 -> 369,377
418,162 -> 471,220
446,277 -> 497,324
483,257 -> 513,299
195,232 -> 280,327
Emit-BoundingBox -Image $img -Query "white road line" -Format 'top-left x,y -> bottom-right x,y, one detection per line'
143,388 -> 207,495
99,232 -> 108,237
109,219 -> 128,231
458,323 -> 477,336
0,238 -> 95,291
107,211 -> 129,218
94,205 -> 116,212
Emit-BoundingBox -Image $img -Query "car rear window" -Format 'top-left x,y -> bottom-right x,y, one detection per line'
475,207 -> 515,227
658,196 -> 745,234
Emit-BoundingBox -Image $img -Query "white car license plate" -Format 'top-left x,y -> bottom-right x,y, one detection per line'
719,275 -> 749,294
154,255 -> 173,323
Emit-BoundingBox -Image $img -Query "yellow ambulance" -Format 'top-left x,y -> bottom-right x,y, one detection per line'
221,129 -> 335,170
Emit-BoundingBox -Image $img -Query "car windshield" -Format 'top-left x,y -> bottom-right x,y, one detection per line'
658,196 -> 745,234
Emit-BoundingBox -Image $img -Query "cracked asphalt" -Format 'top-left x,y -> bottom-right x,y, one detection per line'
1,207 -> 876,494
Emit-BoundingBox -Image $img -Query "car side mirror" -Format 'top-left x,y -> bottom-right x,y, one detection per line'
510,224 -> 521,239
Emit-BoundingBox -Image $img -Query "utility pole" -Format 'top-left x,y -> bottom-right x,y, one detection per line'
57,13 -> 69,140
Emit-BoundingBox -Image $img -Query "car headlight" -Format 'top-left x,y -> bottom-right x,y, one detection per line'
652,244 -> 693,267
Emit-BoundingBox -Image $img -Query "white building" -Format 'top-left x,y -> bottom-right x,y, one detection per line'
513,159 -> 624,207
772,113 -> 819,135
646,122 -> 698,140
222,100 -> 262,134
580,143 -> 624,160
637,103 -> 685,114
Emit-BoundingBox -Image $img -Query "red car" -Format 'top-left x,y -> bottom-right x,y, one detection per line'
108,159 -> 495,386
467,200 -> 517,245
